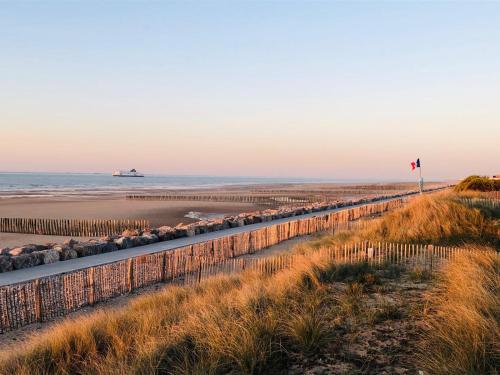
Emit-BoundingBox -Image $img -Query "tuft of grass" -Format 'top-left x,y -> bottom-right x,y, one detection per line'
418,249 -> 499,375
408,267 -> 432,283
372,301 -> 404,323
285,293 -> 331,355
337,282 -> 364,316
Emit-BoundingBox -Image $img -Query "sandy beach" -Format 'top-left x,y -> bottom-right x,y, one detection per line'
0,195 -> 264,247
0,181 -> 448,248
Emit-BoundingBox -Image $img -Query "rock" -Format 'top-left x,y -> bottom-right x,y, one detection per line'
227,219 -> 238,228
73,241 -> 117,257
114,236 -> 134,249
9,247 -> 27,256
141,233 -> 159,244
63,238 -> 78,247
157,226 -> 175,241
0,248 -> 11,256
0,256 -> 13,273
11,253 -> 41,270
55,246 -> 78,261
122,229 -> 140,237
133,236 -> 149,246
194,223 -> 208,234
174,227 -> 188,238
38,249 -> 60,264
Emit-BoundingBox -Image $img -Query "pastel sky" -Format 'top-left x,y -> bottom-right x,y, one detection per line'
1,1 -> 499,180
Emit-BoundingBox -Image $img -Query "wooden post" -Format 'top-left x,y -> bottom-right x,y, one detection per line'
34,279 -> 42,323
427,245 -> 434,273
161,252 -> 167,282
197,259 -> 202,284
127,258 -> 134,292
88,267 -> 95,305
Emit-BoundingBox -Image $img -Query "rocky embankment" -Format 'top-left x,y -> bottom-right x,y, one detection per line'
0,188 -> 447,274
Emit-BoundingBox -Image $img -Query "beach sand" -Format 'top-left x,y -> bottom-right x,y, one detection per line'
0,196 -> 264,247
0,181 -> 448,248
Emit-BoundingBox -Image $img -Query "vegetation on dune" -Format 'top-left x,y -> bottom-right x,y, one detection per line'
0,191 -> 498,374
296,192 -> 499,248
418,249 -> 500,375
0,254 -> 408,375
454,175 -> 500,192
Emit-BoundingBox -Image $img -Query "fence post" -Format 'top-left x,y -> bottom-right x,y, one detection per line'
197,259 -> 202,284
34,279 -> 42,323
161,252 -> 167,282
127,258 -> 134,292
88,267 -> 95,305
427,245 -> 434,273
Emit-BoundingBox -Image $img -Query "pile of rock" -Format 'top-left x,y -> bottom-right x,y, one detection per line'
0,187 -> 448,274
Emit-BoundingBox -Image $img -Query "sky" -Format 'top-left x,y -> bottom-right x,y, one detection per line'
1,1 -> 499,180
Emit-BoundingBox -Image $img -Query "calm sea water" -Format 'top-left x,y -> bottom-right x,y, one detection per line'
0,173 -> 330,197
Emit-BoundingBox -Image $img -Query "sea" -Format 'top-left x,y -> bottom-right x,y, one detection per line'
0,172 -> 333,198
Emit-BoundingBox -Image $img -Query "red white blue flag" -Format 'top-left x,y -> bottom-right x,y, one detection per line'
411,158 -> 421,171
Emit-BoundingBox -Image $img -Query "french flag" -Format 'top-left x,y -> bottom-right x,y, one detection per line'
411,158 -> 421,171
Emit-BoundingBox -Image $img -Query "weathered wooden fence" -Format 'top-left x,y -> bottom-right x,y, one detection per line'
0,198 -> 406,332
0,218 -> 149,237
178,242 -> 476,286
126,194 -> 315,205
459,197 -> 500,210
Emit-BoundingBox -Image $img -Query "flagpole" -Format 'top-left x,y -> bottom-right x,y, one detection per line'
418,162 -> 423,194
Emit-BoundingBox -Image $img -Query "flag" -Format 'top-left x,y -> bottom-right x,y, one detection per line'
411,158 -> 421,171
411,161 -> 416,170
416,158 -> 421,168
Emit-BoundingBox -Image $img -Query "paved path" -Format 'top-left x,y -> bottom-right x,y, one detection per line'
0,195 -> 407,287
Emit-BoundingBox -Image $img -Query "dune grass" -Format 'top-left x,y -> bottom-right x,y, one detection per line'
0,252 -> 391,375
294,191 -> 499,250
454,175 -> 500,192
418,249 -> 499,375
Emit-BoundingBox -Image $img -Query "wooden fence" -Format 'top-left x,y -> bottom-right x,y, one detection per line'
178,242 -> 476,286
0,198 -> 407,332
0,218 -> 149,237
126,194 -> 315,205
459,197 -> 500,210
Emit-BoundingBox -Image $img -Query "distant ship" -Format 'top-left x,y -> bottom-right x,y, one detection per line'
112,169 -> 144,177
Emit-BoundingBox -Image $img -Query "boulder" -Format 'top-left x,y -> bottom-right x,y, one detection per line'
122,229 -> 140,237
55,246 -> 78,261
11,253 -> 41,270
9,247 -> 28,256
133,236 -> 149,246
0,248 -> 11,256
0,256 -> 13,273
194,223 -> 208,234
141,233 -> 159,244
73,241 -> 117,257
63,238 -> 78,248
157,226 -> 175,241
227,219 -> 238,228
114,236 -> 134,249
174,227 -> 188,238
38,249 -> 60,264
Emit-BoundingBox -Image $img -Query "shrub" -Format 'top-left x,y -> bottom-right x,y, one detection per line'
455,175 -> 500,192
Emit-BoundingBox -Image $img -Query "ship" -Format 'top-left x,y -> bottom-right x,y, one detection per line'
112,169 -> 144,177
